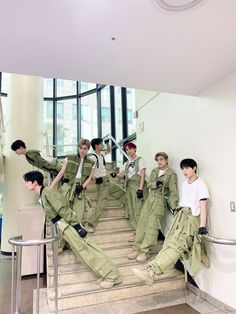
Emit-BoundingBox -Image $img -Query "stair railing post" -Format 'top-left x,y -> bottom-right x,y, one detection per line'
36,244 -> 41,314
15,244 -> 22,314
11,244 -> 16,314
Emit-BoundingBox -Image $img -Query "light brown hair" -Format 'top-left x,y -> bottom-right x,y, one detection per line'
78,139 -> 91,149
155,152 -> 168,161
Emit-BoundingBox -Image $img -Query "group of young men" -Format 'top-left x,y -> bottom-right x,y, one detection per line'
11,137 -> 210,288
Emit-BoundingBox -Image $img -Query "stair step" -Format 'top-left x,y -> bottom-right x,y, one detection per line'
47,261 -> 155,286
47,245 -> 134,267
47,270 -> 185,311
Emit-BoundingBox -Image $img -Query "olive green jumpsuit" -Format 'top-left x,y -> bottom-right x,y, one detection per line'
40,187 -> 121,282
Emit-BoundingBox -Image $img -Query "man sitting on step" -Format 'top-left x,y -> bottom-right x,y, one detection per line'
23,170 -> 122,289
133,158 -> 210,285
86,137 -> 126,233
128,152 -> 179,263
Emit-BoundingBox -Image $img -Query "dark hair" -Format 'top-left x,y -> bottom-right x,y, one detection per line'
124,142 -> 137,150
23,171 -> 44,185
91,138 -> 103,150
180,158 -> 197,173
11,140 -> 26,151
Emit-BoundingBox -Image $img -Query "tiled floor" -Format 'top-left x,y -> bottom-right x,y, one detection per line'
137,303 -> 200,314
0,253 -> 46,314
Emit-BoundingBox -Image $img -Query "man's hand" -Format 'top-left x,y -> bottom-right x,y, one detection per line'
74,224 -> 88,238
75,184 -> 83,195
136,189 -> 143,199
198,227 -> 208,235
110,171 -> 117,178
156,180 -> 163,188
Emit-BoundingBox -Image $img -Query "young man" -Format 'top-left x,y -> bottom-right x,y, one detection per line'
133,158 -> 210,285
11,139 -> 62,178
86,138 -> 125,232
128,152 -> 179,262
113,142 -> 148,231
23,171 -> 121,289
51,139 -> 94,223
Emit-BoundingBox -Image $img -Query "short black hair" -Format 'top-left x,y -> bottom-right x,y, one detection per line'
91,138 -> 103,150
11,140 -> 26,151
180,158 -> 197,173
23,171 -> 44,185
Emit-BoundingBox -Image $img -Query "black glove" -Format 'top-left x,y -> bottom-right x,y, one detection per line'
95,177 -> 103,184
73,224 -> 88,238
136,189 -> 143,199
51,215 -> 61,224
156,180 -> 163,188
198,227 -> 208,235
104,139 -> 109,144
110,171 -> 117,178
75,184 -> 83,195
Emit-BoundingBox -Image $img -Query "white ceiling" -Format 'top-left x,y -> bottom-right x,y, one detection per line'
1,0 -> 236,95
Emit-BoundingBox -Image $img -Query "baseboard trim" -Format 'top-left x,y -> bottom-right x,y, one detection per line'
187,282 -> 236,313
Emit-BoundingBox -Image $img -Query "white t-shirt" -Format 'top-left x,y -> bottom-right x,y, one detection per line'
179,177 -> 210,216
158,168 -> 167,177
75,158 -> 84,179
64,157 -> 85,180
90,153 -> 107,178
125,157 -> 146,178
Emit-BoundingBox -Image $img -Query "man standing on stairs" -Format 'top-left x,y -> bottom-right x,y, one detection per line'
111,142 -> 148,232
23,170 -> 122,289
128,152 -> 179,263
133,158 -> 210,285
11,139 -> 62,178
86,137 -> 126,233
51,139 -> 94,224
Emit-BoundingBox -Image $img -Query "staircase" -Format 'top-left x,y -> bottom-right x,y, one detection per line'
45,180 -> 186,313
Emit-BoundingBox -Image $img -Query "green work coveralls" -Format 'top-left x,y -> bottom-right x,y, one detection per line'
87,177 -> 126,227
124,157 -> 148,230
134,167 -> 179,254
40,187 -> 121,282
26,150 -> 62,178
149,207 -> 202,277
59,155 -> 94,223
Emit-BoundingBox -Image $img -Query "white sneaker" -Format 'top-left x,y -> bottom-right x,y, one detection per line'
136,252 -> 150,263
132,267 -> 155,286
128,250 -> 139,260
100,277 -> 122,289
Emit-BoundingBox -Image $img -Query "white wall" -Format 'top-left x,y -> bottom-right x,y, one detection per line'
135,72 -> 236,309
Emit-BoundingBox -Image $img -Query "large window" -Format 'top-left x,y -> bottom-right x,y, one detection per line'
0,73 -> 136,161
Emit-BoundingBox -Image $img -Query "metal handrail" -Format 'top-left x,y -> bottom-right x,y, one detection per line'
8,225 -> 59,314
202,235 -> 236,245
103,134 -> 130,161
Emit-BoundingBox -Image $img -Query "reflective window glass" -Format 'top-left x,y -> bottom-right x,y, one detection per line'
57,79 -> 77,97
115,87 -> 123,142
43,100 -> 54,156
1,73 -> 10,94
43,78 -> 53,98
81,82 -> 96,93
101,86 -> 111,136
55,99 -> 77,156
81,93 -> 97,140
126,88 -> 136,135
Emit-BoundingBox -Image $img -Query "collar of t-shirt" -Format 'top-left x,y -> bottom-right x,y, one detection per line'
158,168 -> 168,177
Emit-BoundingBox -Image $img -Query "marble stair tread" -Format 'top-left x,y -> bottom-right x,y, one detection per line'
48,269 -> 183,298
47,246 -> 134,266
47,261 -> 161,286
47,271 -> 185,311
